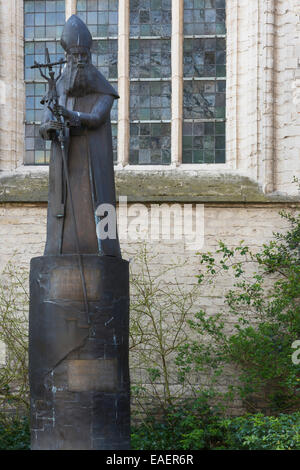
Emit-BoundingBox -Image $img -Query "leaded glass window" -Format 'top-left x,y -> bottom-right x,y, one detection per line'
129,0 -> 172,165
24,0 -> 65,164
24,1 -> 226,166
182,0 -> 226,164
130,0 -> 171,37
77,0 -> 118,37
24,0 -> 65,39
130,82 -> 171,120
77,0 -> 119,162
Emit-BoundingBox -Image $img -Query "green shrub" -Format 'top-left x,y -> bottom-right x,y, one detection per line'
176,208 -> 300,413
0,408 -> 298,450
131,406 -> 300,450
131,393 -> 224,450
0,414 -> 30,450
222,412 -> 300,450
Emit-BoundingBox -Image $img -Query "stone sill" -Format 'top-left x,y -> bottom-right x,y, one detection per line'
0,166 -> 299,204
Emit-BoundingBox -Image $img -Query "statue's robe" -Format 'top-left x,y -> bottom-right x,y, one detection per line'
40,65 -> 121,258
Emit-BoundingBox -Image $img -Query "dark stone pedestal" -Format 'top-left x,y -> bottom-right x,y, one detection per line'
29,255 -> 130,450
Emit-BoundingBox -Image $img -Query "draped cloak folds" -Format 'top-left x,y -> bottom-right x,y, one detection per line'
40,65 -> 121,258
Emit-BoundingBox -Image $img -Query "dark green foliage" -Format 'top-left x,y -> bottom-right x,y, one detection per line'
132,406 -> 300,450
222,412 -> 300,450
0,415 -> 30,450
1,410 -> 299,450
131,394 -> 225,450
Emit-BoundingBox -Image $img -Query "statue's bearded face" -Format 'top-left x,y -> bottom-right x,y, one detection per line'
69,50 -> 90,69
66,48 -> 93,96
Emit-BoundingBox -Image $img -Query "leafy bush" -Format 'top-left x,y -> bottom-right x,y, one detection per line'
132,405 -> 300,450
176,208 -> 300,413
222,412 -> 300,450
0,409 -> 298,450
131,393 -> 225,450
0,414 -> 30,450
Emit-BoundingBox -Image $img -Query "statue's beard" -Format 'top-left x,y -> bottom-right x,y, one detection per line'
66,64 -> 95,97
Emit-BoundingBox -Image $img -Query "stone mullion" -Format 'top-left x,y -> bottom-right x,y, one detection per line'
171,0 -> 183,166
117,0 -> 130,166
225,0 -> 238,169
261,0 -> 275,193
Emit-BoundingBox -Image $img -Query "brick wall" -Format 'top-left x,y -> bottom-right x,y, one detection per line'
0,201 -> 296,412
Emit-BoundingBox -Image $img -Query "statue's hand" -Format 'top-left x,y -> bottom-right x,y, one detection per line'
45,121 -> 63,131
39,121 -> 63,140
53,104 -> 71,119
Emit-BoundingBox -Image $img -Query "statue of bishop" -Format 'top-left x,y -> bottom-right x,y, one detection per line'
40,15 -> 121,258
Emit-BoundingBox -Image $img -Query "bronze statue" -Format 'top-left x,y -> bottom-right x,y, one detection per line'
40,15 -> 121,258
29,16 -> 130,450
